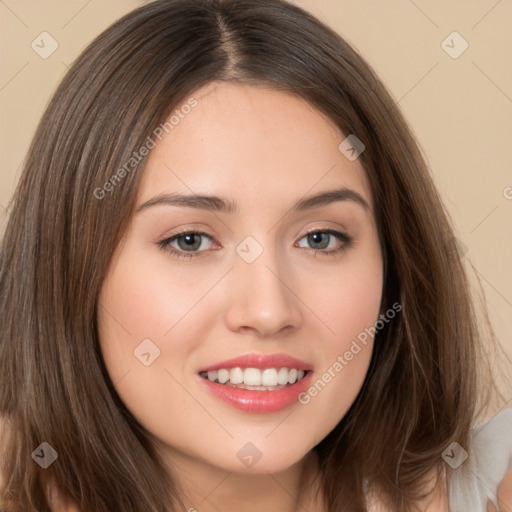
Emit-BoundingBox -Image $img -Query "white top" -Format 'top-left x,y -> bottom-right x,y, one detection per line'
448,407 -> 512,511
366,408 -> 512,511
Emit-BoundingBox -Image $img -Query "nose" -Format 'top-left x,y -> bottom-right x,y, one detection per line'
223,242 -> 303,338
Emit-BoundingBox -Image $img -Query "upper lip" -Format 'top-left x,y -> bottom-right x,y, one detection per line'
198,353 -> 312,373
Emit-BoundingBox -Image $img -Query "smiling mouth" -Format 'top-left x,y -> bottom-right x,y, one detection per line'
199,367 -> 309,391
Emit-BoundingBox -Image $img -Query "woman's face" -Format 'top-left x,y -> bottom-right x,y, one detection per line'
98,82 -> 383,476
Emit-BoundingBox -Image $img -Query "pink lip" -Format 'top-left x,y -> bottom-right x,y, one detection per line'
198,353 -> 312,373
198,371 -> 313,413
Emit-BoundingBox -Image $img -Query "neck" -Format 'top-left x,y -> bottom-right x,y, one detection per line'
163,449 -> 325,512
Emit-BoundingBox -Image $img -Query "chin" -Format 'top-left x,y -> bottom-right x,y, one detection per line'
222,441 -> 313,475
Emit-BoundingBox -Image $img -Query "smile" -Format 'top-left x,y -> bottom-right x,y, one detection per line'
200,367 -> 307,390
197,353 -> 313,413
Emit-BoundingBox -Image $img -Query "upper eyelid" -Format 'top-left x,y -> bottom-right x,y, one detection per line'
161,230 -> 215,246
165,227 -> 347,239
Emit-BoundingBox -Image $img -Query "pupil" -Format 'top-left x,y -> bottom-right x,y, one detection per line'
309,232 -> 328,249
179,234 -> 201,251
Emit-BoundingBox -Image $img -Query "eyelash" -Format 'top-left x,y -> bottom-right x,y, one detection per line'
157,228 -> 353,260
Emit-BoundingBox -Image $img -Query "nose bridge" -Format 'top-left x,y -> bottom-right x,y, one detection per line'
225,234 -> 302,335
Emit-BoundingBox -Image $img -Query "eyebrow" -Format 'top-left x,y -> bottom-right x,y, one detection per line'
136,187 -> 370,214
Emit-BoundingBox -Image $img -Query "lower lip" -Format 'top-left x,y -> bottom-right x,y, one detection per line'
198,372 -> 313,413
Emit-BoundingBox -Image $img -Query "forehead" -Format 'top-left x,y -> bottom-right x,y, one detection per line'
137,82 -> 373,213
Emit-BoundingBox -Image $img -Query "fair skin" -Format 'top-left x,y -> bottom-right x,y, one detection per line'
97,81 -> 383,512
1,82 -> 509,511
92,82 -> 512,512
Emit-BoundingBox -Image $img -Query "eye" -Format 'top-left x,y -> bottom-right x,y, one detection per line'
157,228 -> 353,260
157,230 -> 216,259
295,229 -> 352,256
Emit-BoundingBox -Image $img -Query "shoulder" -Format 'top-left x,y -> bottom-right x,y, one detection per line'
367,448 -> 512,512
46,480 -> 82,512
366,468 -> 450,512
407,467 -> 512,512
450,407 -> 512,512
0,418 -> 79,512
0,418 -> 10,512
0,417 -> 8,491
493,464 -> 512,512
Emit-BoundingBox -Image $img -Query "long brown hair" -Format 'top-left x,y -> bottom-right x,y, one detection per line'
0,0 -> 504,510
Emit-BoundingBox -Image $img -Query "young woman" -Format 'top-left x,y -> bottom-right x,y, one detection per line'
0,1 -> 510,511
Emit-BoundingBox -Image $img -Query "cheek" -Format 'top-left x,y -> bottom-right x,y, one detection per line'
96,264 -> 201,441
302,251 -> 383,354
98,241 -> 224,346
96,245 -> 224,430
295,251 -> 383,430
95,230 -> 384,471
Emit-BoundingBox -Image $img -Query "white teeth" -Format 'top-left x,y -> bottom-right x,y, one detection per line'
230,367 -> 244,384
261,368 -> 278,387
217,369 -> 230,384
201,367 -> 308,388
244,368 -> 262,386
288,368 -> 298,384
277,367 -> 289,385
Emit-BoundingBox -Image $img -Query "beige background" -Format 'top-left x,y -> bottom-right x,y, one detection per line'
1,1 -> 511,369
